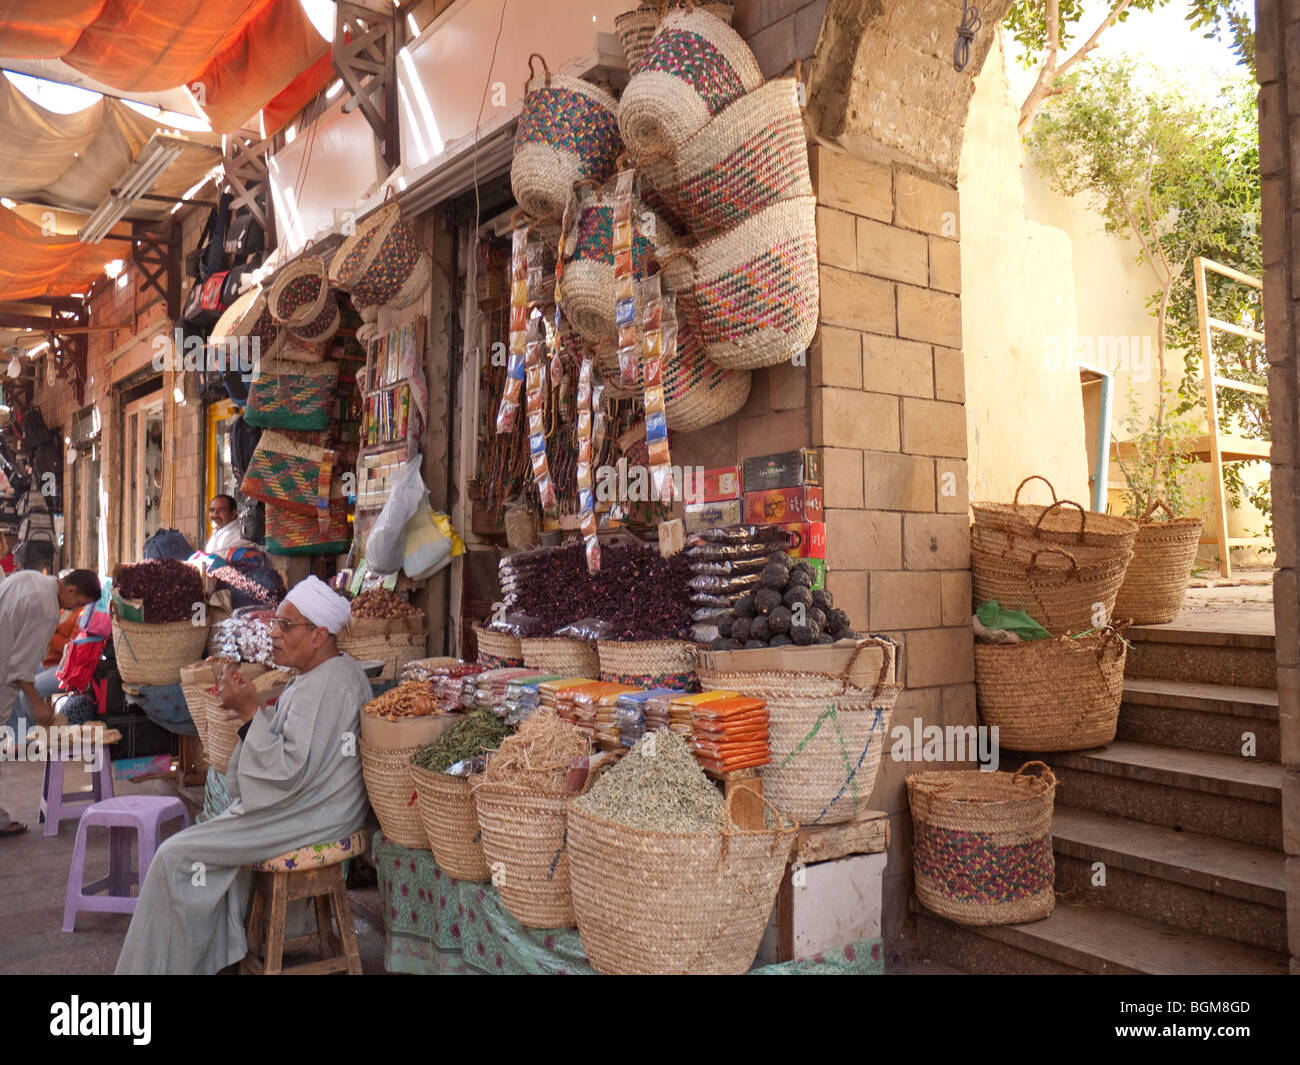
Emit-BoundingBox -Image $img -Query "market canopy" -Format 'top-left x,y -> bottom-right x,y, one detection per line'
0,73 -> 222,217
0,0 -> 331,133
0,204 -> 120,302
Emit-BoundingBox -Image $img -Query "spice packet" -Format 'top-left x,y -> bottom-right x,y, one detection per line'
496,226 -> 530,434
524,310 -> 556,513
575,354 -> 600,573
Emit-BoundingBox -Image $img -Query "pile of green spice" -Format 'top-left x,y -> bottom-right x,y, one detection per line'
413,710 -> 511,773
573,729 -> 725,833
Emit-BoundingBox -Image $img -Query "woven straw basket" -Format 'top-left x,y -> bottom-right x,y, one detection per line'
360,738 -> 429,849
972,476 -> 1139,555
614,2 -> 735,74
244,359 -> 340,432
521,636 -> 600,678
618,8 -> 761,157
567,789 -> 796,974
511,53 -> 623,224
472,783 -> 575,928
265,499 -> 351,556
288,292 -> 341,344
597,639 -> 699,691
205,666 -> 288,774
112,617 -> 210,687
700,638 -> 901,825
268,255 -> 329,328
268,333 -> 329,364
210,285 -> 280,358
473,625 -> 524,669
971,544 -> 1132,635
1111,502 -> 1204,624
179,661 -> 217,750
332,190 -> 429,313
409,764 -> 491,881
975,631 -> 1127,751
663,196 -> 818,369
338,630 -> 427,682
641,78 -> 811,239
908,762 -> 1058,926
240,430 -> 336,518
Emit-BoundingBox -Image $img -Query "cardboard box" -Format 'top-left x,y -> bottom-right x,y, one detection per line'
701,466 -> 742,502
780,521 -> 826,559
743,487 -> 824,525
658,518 -> 685,557
684,499 -> 743,533
742,448 -> 821,491
695,637 -> 899,689
360,709 -> 462,751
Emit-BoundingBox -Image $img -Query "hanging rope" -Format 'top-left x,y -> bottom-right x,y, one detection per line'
953,2 -> 981,72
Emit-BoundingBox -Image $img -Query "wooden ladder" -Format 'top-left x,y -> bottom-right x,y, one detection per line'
1193,256 -> 1270,578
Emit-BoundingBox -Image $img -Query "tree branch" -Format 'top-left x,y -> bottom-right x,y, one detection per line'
1055,0 -> 1134,83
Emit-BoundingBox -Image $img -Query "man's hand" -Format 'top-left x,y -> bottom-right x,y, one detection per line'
17,681 -> 54,728
218,668 -> 262,725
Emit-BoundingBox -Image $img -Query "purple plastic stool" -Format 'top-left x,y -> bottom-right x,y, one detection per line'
40,754 -> 115,837
62,796 -> 190,933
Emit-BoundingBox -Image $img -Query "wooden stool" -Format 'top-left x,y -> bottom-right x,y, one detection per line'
240,830 -> 367,975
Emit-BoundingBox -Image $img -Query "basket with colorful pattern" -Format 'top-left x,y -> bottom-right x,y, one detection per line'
560,181 -> 676,347
662,195 -> 818,369
614,2 -> 735,75
269,332 -> 329,364
473,624 -> 524,669
908,762 -> 1058,927
597,638 -> 700,691
265,498 -> 352,556
211,285 -> 280,365
617,7 -> 761,157
640,77 -> 811,239
240,430 -> 337,519
244,358 -> 339,431
331,189 -> 430,314
287,290 -> 341,344
511,52 -> 623,225
268,255 -> 329,329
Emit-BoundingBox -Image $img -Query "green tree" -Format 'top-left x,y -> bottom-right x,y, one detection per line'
1007,0 -> 1255,134
1027,56 -> 1261,518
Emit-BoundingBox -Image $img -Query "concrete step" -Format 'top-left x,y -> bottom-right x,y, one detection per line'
1118,677 -> 1280,760
913,897 -> 1290,975
1124,621 -> 1276,689
1051,808 -> 1288,954
1022,743 -> 1283,849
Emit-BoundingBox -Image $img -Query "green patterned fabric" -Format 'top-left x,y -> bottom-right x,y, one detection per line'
372,832 -> 883,975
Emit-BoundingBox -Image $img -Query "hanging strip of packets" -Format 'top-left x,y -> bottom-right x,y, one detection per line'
494,225 -> 530,435
639,275 -> 675,502
524,240 -> 557,513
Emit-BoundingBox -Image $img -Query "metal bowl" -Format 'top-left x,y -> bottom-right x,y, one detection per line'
357,659 -> 386,679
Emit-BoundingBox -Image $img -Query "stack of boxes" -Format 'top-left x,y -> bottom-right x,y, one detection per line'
684,449 -> 826,591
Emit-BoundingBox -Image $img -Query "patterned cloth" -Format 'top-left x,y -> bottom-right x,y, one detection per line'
373,832 -> 884,975
250,828 -> 368,871
126,683 -> 197,737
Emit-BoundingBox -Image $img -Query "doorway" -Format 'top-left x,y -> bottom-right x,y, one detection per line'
121,394 -> 164,563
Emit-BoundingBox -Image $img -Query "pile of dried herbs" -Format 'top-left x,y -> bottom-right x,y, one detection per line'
573,729 -> 724,833
413,710 -> 510,773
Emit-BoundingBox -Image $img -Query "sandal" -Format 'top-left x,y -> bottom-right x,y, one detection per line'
1,822 -> 27,838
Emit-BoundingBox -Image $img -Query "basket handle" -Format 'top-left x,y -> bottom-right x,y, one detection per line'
1033,499 -> 1088,541
657,247 -> 697,274
840,636 -> 895,695
1013,760 -> 1057,788
1027,546 -> 1079,575
1012,475 -> 1059,506
1141,498 -> 1174,521
721,785 -> 799,859
525,52 -> 553,92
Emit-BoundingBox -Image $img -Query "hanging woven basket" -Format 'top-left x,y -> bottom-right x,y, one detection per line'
244,358 -> 340,432
240,430 -> 336,518
1111,501 -> 1204,624
618,7 -> 761,157
614,2 -> 735,75
332,188 -> 430,312
662,196 -> 818,369
268,255 -> 329,328
265,499 -> 351,556
287,291 -> 341,344
975,630 -> 1127,751
210,285 -> 281,367
908,762 -> 1058,926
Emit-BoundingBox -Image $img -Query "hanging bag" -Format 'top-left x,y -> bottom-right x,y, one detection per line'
240,430 -> 337,519
244,358 -> 340,431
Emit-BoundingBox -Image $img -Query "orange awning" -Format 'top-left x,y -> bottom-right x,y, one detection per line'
0,0 -> 330,133
0,204 -> 122,301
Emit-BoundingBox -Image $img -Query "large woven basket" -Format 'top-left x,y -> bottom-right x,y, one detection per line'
244,358 -> 339,432
665,330 -> 751,432
971,544 -> 1132,635
112,617 -> 210,687
473,624 -> 524,669
520,636 -> 599,678
662,196 -> 818,369
1111,502 -> 1204,624
179,661 -> 218,750
331,190 -> 429,312
641,78 -> 811,239
240,430 -> 336,518
265,499 -> 351,556
511,53 -> 623,224
597,639 -> 699,691
908,762 -> 1058,926
409,763 -> 490,881
288,291 -> 341,344
268,332 -> 329,364
210,284 -> 280,361
472,783 -> 574,928
614,2 -> 734,74
617,7 -> 761,157
974,631 -> 1126,752
338,629 -> 427,682
205,666 -> 287,774
567,789 -> 796,974
972,476 -> 1139,555
359,738 -> 429,849
268,255 -> 329,329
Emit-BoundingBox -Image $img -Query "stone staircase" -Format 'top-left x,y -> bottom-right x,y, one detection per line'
914,617 -> 1291,974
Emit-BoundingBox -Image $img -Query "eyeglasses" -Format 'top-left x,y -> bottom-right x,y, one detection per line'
266,617 -> 319,632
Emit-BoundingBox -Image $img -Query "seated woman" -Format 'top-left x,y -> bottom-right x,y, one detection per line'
115,577 -> 372,975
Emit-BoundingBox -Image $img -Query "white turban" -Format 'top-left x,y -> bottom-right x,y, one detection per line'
283,576 -> 352,635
